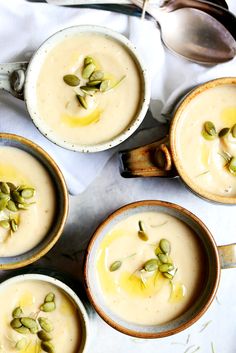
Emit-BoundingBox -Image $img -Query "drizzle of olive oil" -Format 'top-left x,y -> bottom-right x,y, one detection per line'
169,282 -> 186,303
61,109 -> 101,127
19,291 -> 35,308
220,106 -> 236,126
0,164 -> 27,184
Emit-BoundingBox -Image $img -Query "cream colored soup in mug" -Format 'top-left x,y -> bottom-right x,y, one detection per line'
0,147 -> 55,256
96,212 -> 205,325
176,84 -> 236,197
0,280 -> 81,353
37,33 -> 142,146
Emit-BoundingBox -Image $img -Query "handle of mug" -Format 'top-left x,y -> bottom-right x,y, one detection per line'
0,62 -> 28,100
119,135 -> 178,178
218,244 -> 236,269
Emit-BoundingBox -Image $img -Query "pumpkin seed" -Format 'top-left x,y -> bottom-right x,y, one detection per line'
159,263 -> 173,272
41,341 -> 54,353
17,203 -> 29,210
38,330 -> 52,341
76,95 -> 88,109
30,326 -> 39,334
10,219 -> 18,232
15,326 -> 30,334
84,56 -> 94,66
82,63 -> 95,79
15,338 -> 27,351
38,317 -> 53,333
100,79 -> 111,92
7,200 -> 18,212
11,318 -> 22,329
20,317 -> 38,330
204,121 -> 217,136
40,302 -> 56,312
163,272 -> 173,280
12,191 -> 25,204
158,253 -> 168,263
228,157 -> 236,175
0,198 -> 8,211
63,74 -> 80,87
12,306 -> 23,318
0,192 -> 10,200
0,220 -> 10,230
89,70 -> 104,81
231,124 -> 236,138
80,86 -> 98,93
87,80 -> 102,87
154,247 -> 162,256
202,130 -> 216,141
21,188 -> 35,199
219,127 -> 230,138
159,239 -> 171,254
45,292 -> 55,303
0,182 -> 10,194
144,259 -> 159,272
7,182 -> 16,191
109,260 -> 122,272
138,220 -> 148,241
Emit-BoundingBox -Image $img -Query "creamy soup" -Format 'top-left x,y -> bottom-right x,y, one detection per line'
96,212 -> 205,325
0,280 -> 82,353
36,33 -> 142,146
0,147 -> 55,256
176,84 -> 236,197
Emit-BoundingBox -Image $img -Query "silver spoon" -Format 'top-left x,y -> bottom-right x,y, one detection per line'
132,0 -> 236,64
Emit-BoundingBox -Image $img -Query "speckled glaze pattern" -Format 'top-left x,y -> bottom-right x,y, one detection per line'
0,133 -> 68,270
84,200 -> 221,338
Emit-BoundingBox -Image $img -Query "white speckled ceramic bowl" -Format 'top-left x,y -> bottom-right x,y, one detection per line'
0,273 -> 89,353
0,25 -> 150,152
84,200 -> 236,338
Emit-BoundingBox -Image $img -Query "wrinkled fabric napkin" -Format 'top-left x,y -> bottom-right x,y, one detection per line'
0,0 -> 235,194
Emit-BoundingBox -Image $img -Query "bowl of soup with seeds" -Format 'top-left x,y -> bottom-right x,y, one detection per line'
84,200 -> 223,338
0,133 -> 68,269
24,25 -> 150,152
0,273 -> 89,353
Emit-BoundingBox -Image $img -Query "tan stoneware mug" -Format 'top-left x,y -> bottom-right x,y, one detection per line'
120,77 -> 236,204
84,200 -> 236,338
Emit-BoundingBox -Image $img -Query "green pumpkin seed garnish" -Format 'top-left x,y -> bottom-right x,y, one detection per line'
0,182 -> 10,194
11,318 -> 22,329
12,306 -> 23,318
12,190 -> 25,204
30,326 -> 39,334
228,157 -> 236,175
219,127 -> 230,138
202,130 -> 216,141
84,56 -> 94,66
40,302 -> 56,312
0,192 -> 10,200
100,79 -> 111,92
41,341 -> 54,353
158,253 -> 168,264
204,121 -> 217,136
17,203 -> 29,210
154,247 -> 162,256
45,292 -> 55,303
15,326 -> 30,334
159,263 -> 173,273
38,330 -> 52,342
0,219 -> 10,230
89,70 -> 104,81
231,124 -> 236,138
63,74 -> 80,87
82,63 -> 96,79
163,272 -> 173,280
76,95 -> 88,109
0,198 -> 8,211
144,259 -> 159,272
109,260 -> 122,272
21,188 -> 35,199
87,80 -> 102,87
80,86 -> 98,93
10,219 -> 18,232
38,317 -> 53,333
138,220 -> 148,241
6,199 -> 18,212
20,317 -> 38,330
159,239 -> 171,255
15,338 -> 27,351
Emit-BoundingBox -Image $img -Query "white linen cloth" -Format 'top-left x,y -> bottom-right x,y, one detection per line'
0,0 -> 235,194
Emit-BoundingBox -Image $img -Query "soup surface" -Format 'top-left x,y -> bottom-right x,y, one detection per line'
0,147 -> 55,256
36,33 -> 142,146
176,84 -> 236,197
96,211 -> 204,325
0,280 -> 82,353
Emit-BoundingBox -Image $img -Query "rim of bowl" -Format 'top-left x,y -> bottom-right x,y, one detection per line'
24,25 -> 150,153
170,77 -> 236,205
0,133 -> 68,270
84,200 -> 220,338
0,273 -> 89,353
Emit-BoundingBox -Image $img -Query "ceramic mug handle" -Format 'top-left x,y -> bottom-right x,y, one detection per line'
218,244 -> 236,269
119,136 -> 177,178
0,62 -> 28,100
